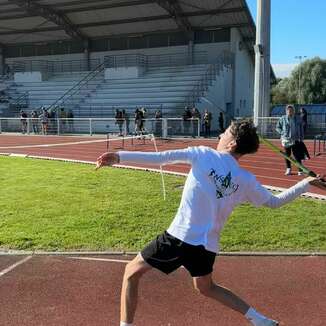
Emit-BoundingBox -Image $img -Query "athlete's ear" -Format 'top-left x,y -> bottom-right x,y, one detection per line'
227,139 -> 237,152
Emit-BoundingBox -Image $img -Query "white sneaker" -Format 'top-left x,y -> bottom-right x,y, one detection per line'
284,168 -> 291,175
298,171 -> 303,176
257,318 -> 279,326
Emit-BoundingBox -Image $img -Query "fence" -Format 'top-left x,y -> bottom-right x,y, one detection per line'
0,118 -> 200,138
10,59 -> 101,74
104,52 -> 208,70
256,117 -> 326,138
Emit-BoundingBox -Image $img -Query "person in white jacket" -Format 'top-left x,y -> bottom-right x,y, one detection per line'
96,119 -> 323,326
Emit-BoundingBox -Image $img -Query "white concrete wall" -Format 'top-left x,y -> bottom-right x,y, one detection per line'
230,28 -> 255,118
14,71 -> 43,82
105,66 -> 145,79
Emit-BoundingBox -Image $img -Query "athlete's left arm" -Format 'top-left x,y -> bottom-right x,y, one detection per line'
96,147 -> 197,169
118,148 -> 196,165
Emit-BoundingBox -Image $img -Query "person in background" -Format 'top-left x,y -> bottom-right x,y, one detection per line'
299,107 -> 308,135
31,110 -> 39,134
67,109 -> 74,133
191,107 -> 201,137
140,107 -> 146,134
298,107 -> 310,160
59,107 -> 67,133
39,108 -> 49,135
115,109 -> 124,136
203,109 -> 212,137
219,112 -> 225,133
134,108 -> 142,135
154,109 -> 162,136
20,110 -> 28,134
182,106 -> 192,136
276,105 -> 304,175
122,109 -> 129,135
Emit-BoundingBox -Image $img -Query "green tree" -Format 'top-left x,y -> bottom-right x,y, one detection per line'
271,57 -> 326,105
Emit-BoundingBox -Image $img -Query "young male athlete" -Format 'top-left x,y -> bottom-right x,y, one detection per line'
96,119 -> 323,326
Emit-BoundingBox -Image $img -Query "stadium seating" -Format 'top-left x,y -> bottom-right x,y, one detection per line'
4,71 -> 103,114
4,63 -> 219,118
77,64 -> 209,117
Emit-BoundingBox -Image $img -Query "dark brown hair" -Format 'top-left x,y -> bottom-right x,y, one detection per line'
229,119 -> 259,155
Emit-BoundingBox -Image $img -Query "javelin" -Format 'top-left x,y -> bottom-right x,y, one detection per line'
258,136 -> 315,176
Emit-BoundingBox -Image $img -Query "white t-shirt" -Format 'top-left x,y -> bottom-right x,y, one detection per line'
119,146 -> 309,253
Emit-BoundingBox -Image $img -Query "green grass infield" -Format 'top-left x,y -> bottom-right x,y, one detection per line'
0,156 -> 325,252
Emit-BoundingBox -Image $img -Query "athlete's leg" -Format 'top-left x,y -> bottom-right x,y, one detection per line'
120,253 -> 152,324
193,273 -> 249,314
192,274 -> 278,326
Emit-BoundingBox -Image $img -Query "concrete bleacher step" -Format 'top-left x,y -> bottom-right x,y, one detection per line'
85,91 -> 188,99
79,99 -> 185,107
94,86 -> 194,94
6,63 -> 214,118
103,75 -> 203,84
146,64 -> 208,72
99,81 -> 197,89
145,70 -> 205,78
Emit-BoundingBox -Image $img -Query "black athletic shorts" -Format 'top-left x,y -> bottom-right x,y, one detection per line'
141,231 -> 216,277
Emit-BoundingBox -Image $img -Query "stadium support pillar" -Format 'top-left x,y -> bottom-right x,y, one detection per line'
0,46 -> 4,75
187,32 -> 195,65
253,0 -> 271,126
83,40 -> 90,71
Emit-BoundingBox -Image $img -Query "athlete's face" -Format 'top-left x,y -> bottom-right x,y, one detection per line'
217,126 -> 237,152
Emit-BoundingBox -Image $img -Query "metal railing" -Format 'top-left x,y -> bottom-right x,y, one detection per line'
46,60 -> 106,112
105,54 -> 147,69
8,91 -> 29,114
146,51 -> 207,67
104,51 -> 208,70
10,59 -> 101,74
185,51 -> 234,107
0,117 -> 200,138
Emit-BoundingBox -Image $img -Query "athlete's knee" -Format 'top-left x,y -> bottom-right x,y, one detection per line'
123,257 -> 149,282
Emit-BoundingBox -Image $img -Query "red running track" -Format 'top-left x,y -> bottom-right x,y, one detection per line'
0,134 -> 325,196
0,254 -> 326,326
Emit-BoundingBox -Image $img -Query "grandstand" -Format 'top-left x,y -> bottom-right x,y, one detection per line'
0,0 -> 260,132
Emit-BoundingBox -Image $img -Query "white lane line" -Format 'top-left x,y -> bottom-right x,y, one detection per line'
0,256 -> 32,278
68,257 -> 131,263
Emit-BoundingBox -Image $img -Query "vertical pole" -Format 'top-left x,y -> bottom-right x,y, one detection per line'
89,118 -> 92,136
124,118 -> 127,136
298,64 -> 301,104
84,40 -> 90,71
57,117 -> 60,135
187,32 -> 195,65
0,46 -> 4,76
162,118 -> 168,138
254,0 -> 271,126
197,118 -> 200,137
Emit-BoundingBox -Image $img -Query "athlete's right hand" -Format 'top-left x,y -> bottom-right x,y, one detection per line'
306,175 -> 326,191
95,152 -> 120,170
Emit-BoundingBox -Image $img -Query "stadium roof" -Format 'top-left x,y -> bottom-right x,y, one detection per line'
0,0 -> 256,48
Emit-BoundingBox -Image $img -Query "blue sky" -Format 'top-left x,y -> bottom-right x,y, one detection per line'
246,0 -> 326,77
